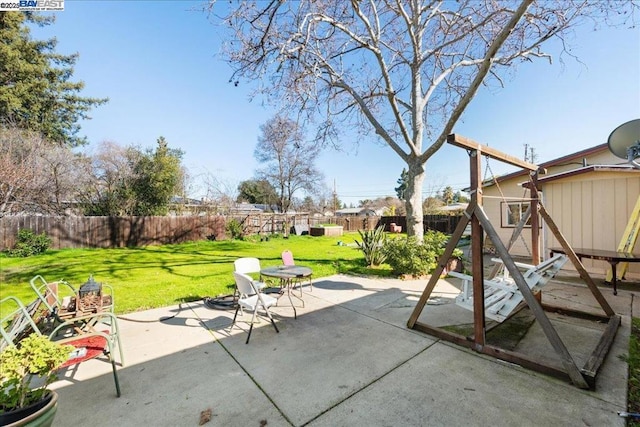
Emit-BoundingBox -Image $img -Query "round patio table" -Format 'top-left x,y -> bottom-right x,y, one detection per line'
260,266 -> 313,318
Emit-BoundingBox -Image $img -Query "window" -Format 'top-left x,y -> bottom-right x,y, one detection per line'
500,202 -> 538,228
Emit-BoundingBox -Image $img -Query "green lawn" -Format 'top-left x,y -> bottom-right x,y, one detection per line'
0,233 -> 394,314
627,317 -> 640,425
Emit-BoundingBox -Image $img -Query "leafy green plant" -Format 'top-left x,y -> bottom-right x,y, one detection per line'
225,219 -> 244,240
423,230 -> 464,260
383,236 -> 437,276
356,226 -> 387,266
8,229 -> 52,257
0,334 -> 72,412
383,231 -> 463,276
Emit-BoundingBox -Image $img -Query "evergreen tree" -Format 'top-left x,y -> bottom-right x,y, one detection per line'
130,137 -> 183,215
442,186 -> 454,205
0,12 -> 107,147
394,168 -> 408,200
237,179 -> 278,207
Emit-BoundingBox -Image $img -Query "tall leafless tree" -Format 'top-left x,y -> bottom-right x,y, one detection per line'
0,128 -> 43,216
76,140 -> 137,215
210,0 -> 637,241
0,127 -> 85,216
255,115 -> 324,213
201,172 -> 240,214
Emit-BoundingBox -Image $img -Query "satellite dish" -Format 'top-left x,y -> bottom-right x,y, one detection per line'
607,119 -> 640,169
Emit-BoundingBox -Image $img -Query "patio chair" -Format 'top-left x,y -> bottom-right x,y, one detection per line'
281,250 -> 313,293
233,257 -> 267,290
0,296 -> 123,397
233,257 -> 269,314
230,272 -> 280,344
0,296 -> 42,352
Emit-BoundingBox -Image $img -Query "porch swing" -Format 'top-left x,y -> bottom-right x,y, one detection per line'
407,133 -> 620,389
449,153 -> 569,322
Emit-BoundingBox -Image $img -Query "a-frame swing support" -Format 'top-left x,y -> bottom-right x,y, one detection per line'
407,134 -> 620,389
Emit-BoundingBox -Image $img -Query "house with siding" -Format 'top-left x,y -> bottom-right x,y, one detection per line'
481,143 -> 640,279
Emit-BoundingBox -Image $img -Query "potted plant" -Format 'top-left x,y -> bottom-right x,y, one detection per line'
0,334 -> 72,426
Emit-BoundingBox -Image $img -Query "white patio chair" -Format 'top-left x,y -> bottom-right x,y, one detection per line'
233,257 -> 269,315
233,257 -> 267,290
230,272 -> 280,344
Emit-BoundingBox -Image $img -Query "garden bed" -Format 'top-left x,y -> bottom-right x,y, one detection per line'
310,225 -> 343,237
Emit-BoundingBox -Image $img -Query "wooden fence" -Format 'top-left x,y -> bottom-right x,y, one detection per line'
0,214 -> 461,250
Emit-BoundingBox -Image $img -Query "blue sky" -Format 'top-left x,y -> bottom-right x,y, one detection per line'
32,1 -> 640,206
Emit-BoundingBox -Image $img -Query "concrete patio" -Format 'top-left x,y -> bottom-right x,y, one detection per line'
50,272 -> 638,426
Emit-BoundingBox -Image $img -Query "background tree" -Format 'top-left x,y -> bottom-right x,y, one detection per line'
78,141 -> 137,216
254,115 -> 324,213
395,169 -> 408,201
300,196 -> 318,213
0,128 -> 47,216
0,127 -> 86,216
313,188 -> 337,214
0,12 -> 107,147
237,179 -> 278,208
200,173 -> 239,214
212,0 -> 636,241
454,191 -> 470,204
423,196 -> 445,214
360,196 -> 405,215
130,137 -> 184,216
441,186 -> 455,206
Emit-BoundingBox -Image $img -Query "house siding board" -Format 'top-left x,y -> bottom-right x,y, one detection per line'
571,181 -> 582,249
545,174 -> 640,277
582,181 -> 593,252
483,173 -> 534,256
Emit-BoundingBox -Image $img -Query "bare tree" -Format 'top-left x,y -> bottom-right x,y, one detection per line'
38,143 -> 89,214
0,127 -> 85,216
210,0 -> 636,241
255,115 -> 324,213
0,128 -> 43,216
77,141 -> 137,215
201,172 -> 240,214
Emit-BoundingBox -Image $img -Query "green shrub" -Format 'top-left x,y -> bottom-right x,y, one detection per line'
383,236 -> 437,276
356,226 -> 387,266
383,231 -> 463,276
424,230 -> 464,260
8,229 -> 52,257
225,219 -> 244,240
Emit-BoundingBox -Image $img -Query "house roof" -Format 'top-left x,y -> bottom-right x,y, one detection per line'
436,203 -> 469,212
335,207 -> 382,216
232,203 -> 263,212
470,143 -> 613,190
523,164 -> 640,187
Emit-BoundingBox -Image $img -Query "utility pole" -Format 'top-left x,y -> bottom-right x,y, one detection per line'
333,179 -> 337,213
523,144 -> 538,163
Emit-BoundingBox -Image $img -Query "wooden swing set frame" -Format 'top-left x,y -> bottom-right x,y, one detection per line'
407,134 -> 620,389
